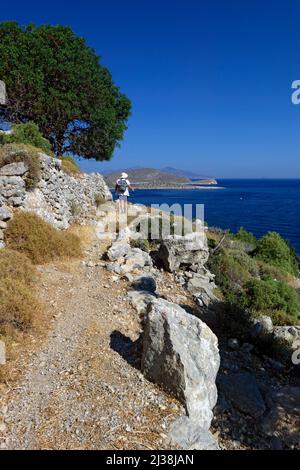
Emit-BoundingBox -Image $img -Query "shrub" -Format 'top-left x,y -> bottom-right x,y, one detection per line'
257,260 -> 287,282
244,278 -> 300,318
0,249 -> 36,285
228,249 -> 260,278
254,232 -> 299,276
0,277 -> 40,329
234,227 -> 257,248
59,156 -> 81,176
0,143 -> 41,190
207,250 -> 252,292
0,122 -> 52,154
4,211 -> 82,264
0,248 -> 40,330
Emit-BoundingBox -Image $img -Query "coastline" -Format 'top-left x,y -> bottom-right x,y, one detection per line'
110,185 -> 226,191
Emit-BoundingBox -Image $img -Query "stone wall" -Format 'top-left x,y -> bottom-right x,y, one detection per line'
0,150 -> 112,243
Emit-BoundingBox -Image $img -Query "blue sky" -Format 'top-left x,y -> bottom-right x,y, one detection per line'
1,0 -> 300,177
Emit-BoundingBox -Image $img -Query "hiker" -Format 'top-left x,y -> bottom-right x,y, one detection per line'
115,172 -> 133,213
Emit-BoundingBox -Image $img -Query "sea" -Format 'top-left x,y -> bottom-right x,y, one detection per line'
124,179 -> 300,254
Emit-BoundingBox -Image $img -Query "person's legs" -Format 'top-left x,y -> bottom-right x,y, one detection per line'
118,195 -> 128,215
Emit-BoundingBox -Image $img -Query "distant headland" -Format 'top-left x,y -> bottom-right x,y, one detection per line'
104,167 -> 221,189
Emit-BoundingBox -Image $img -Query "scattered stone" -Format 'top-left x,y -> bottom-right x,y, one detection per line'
273,326 -> 300,346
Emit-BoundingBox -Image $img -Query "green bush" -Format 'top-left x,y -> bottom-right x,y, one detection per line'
257,260 -> 287,282
0,143 -> 41,190
228,249 -> 260,278
5,211 -> 82,264
254,232 -> 299,276
234,227 -> 257,247
244,278 -> 300,318
207,250 -> 253,292
1,122 -> 52,154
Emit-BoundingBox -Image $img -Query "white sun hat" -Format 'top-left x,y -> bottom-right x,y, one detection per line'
121,172 -> 128,178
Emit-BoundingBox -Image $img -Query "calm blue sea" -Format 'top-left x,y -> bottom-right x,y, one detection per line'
125,179 -> 300,254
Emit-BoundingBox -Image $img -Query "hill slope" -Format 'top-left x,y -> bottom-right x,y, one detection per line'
104,168 -> 189,188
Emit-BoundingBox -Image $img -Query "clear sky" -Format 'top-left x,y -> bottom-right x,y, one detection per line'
1,0 -> 300,177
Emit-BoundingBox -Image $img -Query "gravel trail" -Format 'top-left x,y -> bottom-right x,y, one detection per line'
1,236 -> 181,450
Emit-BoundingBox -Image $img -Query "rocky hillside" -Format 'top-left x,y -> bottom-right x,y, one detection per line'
104,168 -> 189,188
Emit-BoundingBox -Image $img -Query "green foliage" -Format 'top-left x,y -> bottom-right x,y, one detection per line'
0,143 -> 41,190
59,156 -> 81,176
234,227 -> 257,247
207,249 -> 255,292
254,232 -> 299,276
257,260 -> 287,282
1,122 -> 52,154
0,22 -> 131,159
5,211 -> 82,264
244,278 -> 300,318
208,229 -> 300,326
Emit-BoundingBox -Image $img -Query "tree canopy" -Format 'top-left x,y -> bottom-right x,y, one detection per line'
0,22 -> 131,159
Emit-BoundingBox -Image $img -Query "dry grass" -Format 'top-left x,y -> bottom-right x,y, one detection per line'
0,248 -> 40,331
0,248 -> 36,285
0,278 -> 41,329
5,211 -> 82,265
0,143 -> 41,190
59,156 -> 81,176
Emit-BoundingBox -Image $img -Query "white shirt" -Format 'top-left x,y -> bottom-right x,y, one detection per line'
116,178 -> 130,196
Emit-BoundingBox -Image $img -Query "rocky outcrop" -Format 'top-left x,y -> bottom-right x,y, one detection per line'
142,298 -> 220,431
158,233 -> 209,272
106,238 -> 152,275
0,151 -> 112,236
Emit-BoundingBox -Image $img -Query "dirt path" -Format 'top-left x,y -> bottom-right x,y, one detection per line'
1,233 -> 181,450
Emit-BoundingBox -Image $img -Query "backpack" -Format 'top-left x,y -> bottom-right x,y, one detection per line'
117,178 -> 128,194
